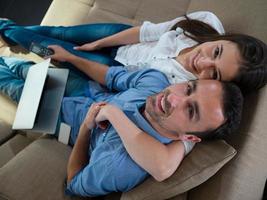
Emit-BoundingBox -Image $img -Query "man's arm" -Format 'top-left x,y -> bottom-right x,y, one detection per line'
96,104 -> 185,181
48,45 -> 108,85
67,103 -> 104,183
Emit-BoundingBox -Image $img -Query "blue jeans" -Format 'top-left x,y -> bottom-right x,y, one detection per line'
0,20 -> 132,73
0,56 -> 89,102
0,56 -> 89,135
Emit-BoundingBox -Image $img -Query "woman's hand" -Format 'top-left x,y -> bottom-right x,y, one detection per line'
47,45 -> 75,62
95,104 -> 118,129
74,41 -> 101,51
82,102 -> 107,131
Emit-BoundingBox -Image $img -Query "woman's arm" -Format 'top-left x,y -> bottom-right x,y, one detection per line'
74,26 -> 141,51
96,104 -> 185,181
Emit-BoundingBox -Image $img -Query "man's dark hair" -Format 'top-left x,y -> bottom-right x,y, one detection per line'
187,82 -> 244,140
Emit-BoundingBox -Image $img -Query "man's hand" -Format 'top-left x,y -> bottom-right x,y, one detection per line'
47,45 -> 75,62
82,102 -> 107,131
74,41 -> 101,51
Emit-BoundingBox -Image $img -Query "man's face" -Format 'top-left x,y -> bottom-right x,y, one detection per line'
144,80 -> 225,139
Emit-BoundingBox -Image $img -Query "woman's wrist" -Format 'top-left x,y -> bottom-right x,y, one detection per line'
103,104 -> 121,120
80,122 -> 92,134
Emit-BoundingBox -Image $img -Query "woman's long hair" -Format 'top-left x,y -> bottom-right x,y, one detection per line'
171,15 -> 267,93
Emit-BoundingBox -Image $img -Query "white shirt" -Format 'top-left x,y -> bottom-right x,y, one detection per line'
115,11 -> 225,84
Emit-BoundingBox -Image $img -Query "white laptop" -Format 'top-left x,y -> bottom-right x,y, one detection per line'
12,59 -> 69,134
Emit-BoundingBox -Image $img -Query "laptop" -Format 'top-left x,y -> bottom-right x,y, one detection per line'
12,59 -> 69,134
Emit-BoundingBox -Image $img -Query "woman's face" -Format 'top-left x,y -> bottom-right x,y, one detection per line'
178,40 -> 241,81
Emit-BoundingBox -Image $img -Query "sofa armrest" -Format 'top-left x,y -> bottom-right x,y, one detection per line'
41,0 -> 95,26
0,136 -> 76,200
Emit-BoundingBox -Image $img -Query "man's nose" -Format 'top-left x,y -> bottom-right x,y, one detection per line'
167,93 -> 186,108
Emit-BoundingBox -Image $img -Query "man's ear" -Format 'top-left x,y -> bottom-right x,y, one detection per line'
180,134 -> 201,143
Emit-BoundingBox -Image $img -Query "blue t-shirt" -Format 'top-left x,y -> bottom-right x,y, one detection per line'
62,67 -> 171,197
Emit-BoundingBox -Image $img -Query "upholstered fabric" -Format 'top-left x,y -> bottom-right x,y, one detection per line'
187,0 -> 267,43
0,136 -> 72,200
0,120 -> 13,144
42,0 -> 190,26
0,134 -> 33,168
121,140 -> 236,200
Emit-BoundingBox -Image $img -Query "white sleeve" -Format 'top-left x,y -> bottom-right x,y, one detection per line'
181,140 -> 195,155
140,16 -> 185,42
139,11 -> 225,43
186,11 -> 225,34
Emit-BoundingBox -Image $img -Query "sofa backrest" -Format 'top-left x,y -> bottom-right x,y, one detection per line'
42,0 -> 191,26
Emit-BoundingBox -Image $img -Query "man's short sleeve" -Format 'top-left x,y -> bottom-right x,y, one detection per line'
65,155 -> 113,197
65,148 -> 147,197
105,67 -> 169,92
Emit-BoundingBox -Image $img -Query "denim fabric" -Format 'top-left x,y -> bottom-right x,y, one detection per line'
0,57 -> 33,102
0,19 -> 132,68
0,56 -> 89,102
0,56 -> 89,136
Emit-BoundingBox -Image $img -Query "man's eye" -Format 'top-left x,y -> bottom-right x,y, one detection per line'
186,84 -> 192,96
214,46 -> 220,59
188,104 -> 194,119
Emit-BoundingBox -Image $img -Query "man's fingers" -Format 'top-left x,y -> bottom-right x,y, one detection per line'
47,45 -> 57,50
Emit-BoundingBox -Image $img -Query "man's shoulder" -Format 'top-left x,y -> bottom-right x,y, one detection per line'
136,69 -> 170,92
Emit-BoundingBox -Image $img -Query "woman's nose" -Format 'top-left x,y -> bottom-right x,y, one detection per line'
197,57 -> 215,71
196,57 -> 216,79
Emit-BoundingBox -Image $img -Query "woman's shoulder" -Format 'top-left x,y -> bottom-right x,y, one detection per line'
187,11 -> 219,21
186,11 -> 225,34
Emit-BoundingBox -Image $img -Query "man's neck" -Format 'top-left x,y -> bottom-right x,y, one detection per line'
140,106 -> 180,140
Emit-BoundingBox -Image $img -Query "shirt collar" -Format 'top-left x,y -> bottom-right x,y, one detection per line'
131,105 -> 172,144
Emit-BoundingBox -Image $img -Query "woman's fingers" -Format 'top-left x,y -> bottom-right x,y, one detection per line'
84,102 -> 107,130
74,41 -> 100,51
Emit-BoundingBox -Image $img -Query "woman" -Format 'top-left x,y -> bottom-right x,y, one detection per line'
1,11 -> 266,93
0,11 -> 266,181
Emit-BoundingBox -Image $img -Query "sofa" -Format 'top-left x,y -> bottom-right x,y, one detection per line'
0,0 -> 266,200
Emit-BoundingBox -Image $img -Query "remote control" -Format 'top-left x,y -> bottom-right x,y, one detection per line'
29,42 -> 54,57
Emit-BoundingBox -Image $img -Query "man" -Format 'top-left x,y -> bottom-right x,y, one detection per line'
0,45 -> 243,197
47,45 -> 243,197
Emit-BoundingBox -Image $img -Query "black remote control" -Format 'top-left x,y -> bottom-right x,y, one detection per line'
29,42 -> 54,57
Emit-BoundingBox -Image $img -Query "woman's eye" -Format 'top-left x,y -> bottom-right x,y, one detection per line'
186,84 -> 192,95
214,46 -> 220,59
